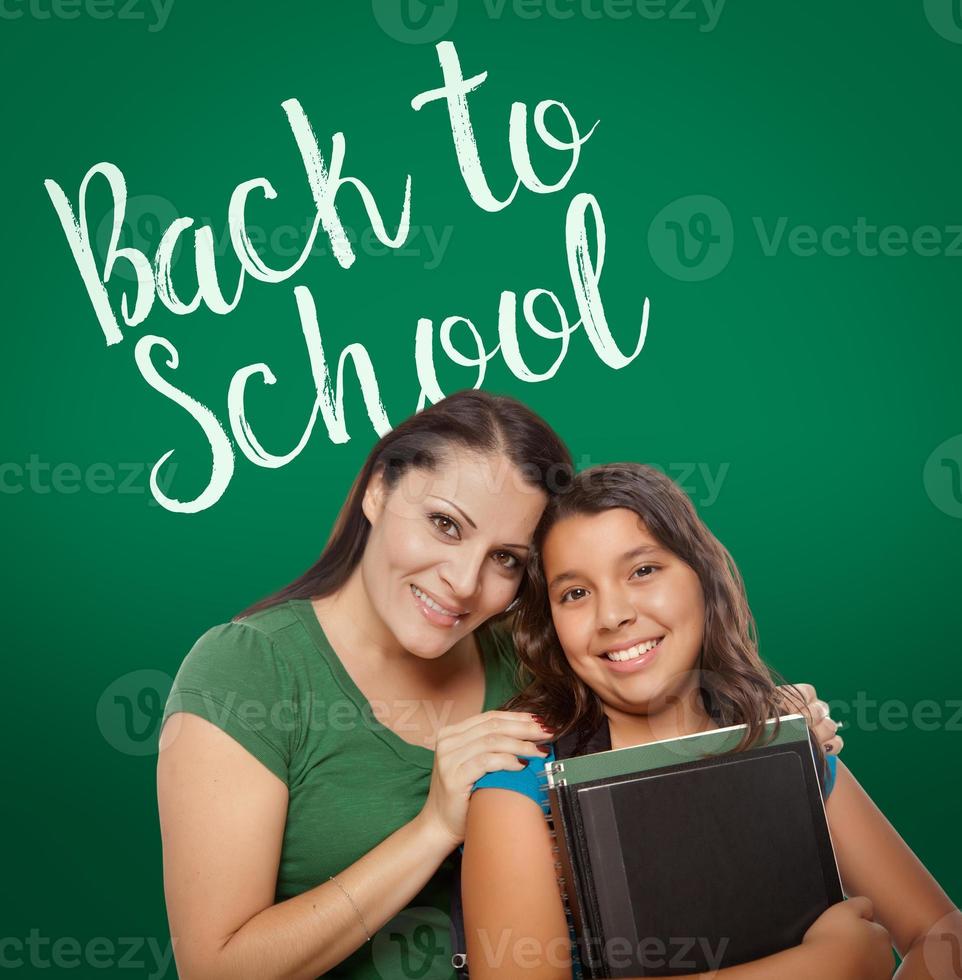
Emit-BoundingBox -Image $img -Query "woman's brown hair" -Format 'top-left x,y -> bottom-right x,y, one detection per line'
506,462 -> 825,771
237,389 -> 573,620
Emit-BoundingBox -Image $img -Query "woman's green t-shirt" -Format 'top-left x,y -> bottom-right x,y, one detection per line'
162,598 -> 524,980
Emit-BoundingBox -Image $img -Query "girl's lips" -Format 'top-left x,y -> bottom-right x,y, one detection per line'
601,639 -> 663,673
410,584 -> 465,628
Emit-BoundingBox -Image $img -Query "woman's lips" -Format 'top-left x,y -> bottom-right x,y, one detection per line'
410,584 -> 465,628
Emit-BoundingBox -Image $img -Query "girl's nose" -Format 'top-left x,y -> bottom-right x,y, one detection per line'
597,592 -> 637,631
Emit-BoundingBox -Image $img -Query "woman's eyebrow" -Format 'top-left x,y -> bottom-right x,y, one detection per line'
430,495 -> 477,529
547,544 -> 662,590
429,495 -> 531,551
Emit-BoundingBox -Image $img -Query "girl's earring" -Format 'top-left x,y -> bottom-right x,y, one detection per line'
504,598 -> 520,613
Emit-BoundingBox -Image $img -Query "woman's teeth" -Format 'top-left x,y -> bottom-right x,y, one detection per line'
604,638 -> 663,662
411,585 -> 463,618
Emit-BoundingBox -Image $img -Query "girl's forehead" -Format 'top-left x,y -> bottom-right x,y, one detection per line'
542,509 -> 663,570
547,509 -> 655,546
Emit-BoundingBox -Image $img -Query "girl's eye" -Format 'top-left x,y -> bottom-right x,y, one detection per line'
632,565 -> 656,579
492,551 -> 521,571
429,514 -> 461,539
560,587 -> 588,604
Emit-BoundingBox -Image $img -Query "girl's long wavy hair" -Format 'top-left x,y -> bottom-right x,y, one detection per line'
237,389 -> 573,622
505,463 -> 824,770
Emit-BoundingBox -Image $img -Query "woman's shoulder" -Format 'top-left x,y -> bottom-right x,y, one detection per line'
477,621 -> 527,707
162,602 -> 315,782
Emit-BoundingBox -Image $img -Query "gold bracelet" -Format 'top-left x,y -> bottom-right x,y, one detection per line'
329,875 -> 372,942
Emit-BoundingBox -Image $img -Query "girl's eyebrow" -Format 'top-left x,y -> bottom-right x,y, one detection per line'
548,544 -> 663,590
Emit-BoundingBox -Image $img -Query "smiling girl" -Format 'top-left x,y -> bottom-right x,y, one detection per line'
463,463 -> 961,980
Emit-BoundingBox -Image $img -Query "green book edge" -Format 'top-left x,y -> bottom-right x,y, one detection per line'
545,713 -> 810,787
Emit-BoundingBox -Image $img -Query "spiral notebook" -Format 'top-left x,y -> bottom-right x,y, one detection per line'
541,714 -> 843,978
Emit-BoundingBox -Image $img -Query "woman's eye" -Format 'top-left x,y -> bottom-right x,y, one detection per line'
560,587 -> 588,604
429,514 -> 461,539
492,551 -> 521,571
632,565 -> 656,579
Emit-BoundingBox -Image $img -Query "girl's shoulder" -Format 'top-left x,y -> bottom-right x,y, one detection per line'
471,744 -> 556,816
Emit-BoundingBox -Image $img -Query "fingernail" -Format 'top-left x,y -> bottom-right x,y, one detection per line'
834,721 -> 844,730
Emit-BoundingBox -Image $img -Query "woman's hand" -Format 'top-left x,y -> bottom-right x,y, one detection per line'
777,682 -> 844,754
801,897 -> 894,980
418,710 -> 551,847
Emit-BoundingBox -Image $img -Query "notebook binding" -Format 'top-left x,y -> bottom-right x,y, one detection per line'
539,764 -> 586,980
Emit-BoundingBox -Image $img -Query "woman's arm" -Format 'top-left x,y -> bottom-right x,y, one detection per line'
158,707 -> 550,980
463,787 -> 892,980
826,759 -> 962,979
157,713 -> 455,980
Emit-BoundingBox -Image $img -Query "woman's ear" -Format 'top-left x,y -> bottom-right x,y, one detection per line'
361,467 -> 388,525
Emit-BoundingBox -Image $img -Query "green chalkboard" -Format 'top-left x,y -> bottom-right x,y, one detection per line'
2,1 -> 961,977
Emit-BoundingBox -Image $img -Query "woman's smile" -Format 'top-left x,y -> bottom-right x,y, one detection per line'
410,583 -> 469,628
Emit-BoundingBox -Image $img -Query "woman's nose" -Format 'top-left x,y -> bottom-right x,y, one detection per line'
438,549 -> 485,600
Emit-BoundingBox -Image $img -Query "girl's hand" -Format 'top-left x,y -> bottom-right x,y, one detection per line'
418,710 -> 552,847
776,682 -> 844,755
801,897 -> 894,979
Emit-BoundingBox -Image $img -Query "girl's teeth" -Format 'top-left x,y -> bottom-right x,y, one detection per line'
412,585 -> 461,618
605,638 -> 662,662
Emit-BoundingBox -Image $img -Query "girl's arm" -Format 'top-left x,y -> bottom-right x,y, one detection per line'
463,787 -> 892,980
826,759 -> 962,979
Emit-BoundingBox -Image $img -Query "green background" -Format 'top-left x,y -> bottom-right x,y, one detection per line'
2,0 -> 961,974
